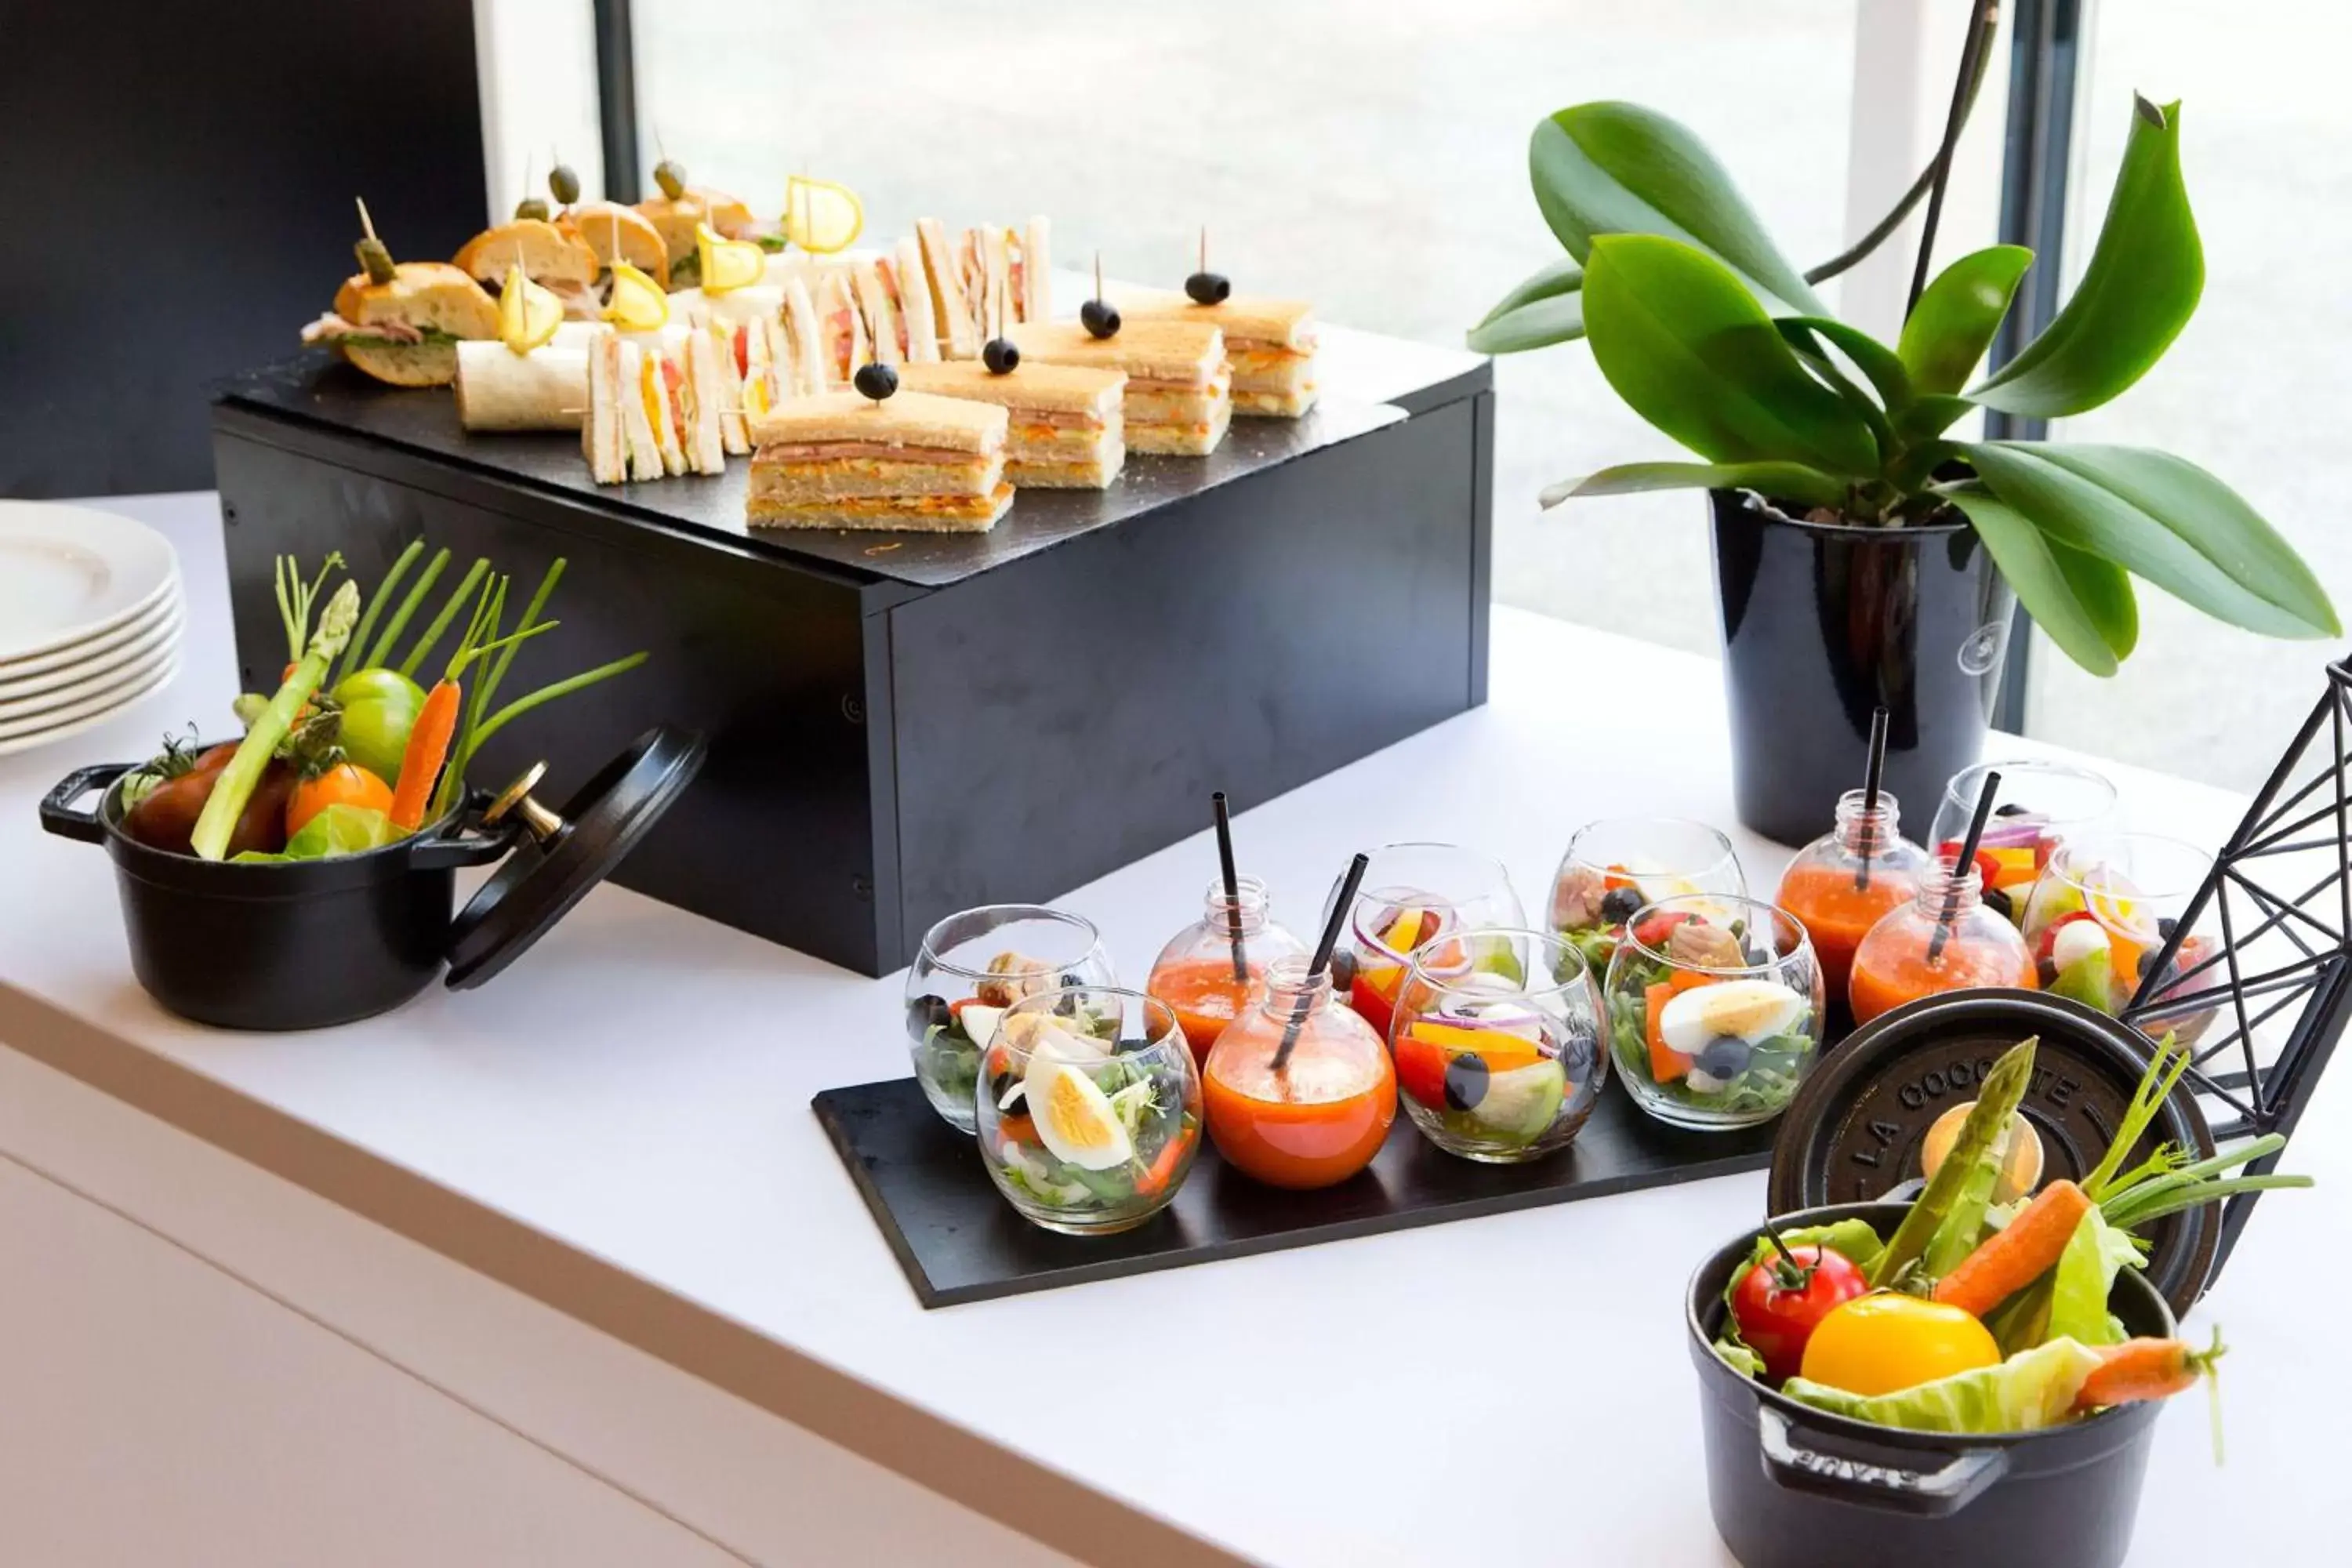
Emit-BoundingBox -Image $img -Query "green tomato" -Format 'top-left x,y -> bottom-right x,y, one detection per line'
332,668 -> 426,785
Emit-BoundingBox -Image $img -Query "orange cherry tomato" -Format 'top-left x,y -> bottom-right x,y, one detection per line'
286,761 -> 394,837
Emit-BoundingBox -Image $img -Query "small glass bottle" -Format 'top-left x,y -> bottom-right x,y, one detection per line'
1775,789 -> 1932,1008
1146,877 -> 1309,1067
1848,860 -> 2038,1026
1203,956 -> 1396,1190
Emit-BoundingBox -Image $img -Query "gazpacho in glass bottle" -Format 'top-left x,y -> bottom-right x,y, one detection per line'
1776,789 -> 1930,1007
1147,877 -> 1309,1067
1847,858 -> 2036,1025
1203,956 -> 1396,1189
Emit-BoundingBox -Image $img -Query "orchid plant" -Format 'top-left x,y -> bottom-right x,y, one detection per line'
1472,94 -> 2338,676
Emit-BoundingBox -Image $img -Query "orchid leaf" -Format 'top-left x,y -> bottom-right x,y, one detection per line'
1965,444 -> 2339,639
1900,245 -> 2033,395
1581,235 -> 1879,477
1945,485 -> 2122,677
1970,100 -> 2201,416
1544,461 -> 1848,510
1470,256 -> 1586,351
1531,103 -> 1826,317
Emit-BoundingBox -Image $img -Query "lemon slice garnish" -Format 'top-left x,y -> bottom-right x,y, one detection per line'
604,260 -> 670,331
696,221 -> 767,294
498,263 -> 563,354
782,176 -> 864,254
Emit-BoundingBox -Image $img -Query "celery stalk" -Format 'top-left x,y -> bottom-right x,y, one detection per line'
191,583 -> 360,861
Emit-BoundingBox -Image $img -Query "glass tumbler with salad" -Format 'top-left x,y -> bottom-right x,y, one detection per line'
1605,895 -> 1825,1131
1774,788 -> 1931,1009
1551,818 -> 1746,978
1391,927 -> 1605,1161
1203,956 -> 1395,1189
2020,833 -> 2221,1044
1146,877 -> 1310,1068
975,986 -> 1203,1235
1332,843 -> 1526,1039
1931,760 -> 2117,927
904,906 -> 1113,1134
1846,858 -> 2037,1026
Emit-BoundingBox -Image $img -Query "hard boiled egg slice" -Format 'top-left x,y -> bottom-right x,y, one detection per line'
1025,1056 -> 1134,1171
1660,978 -> 1809,1054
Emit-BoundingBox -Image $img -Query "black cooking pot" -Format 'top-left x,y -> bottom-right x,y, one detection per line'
39,761 -> 510,1029
1688,1200 -> 2175,1568
38,726 -> 703,1031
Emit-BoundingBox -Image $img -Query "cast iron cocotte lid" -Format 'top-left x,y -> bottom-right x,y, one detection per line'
1767,989 -> 2220,1316
442,725 -> 706,990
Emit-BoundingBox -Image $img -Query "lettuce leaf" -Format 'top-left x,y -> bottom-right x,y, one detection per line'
2045,1208 -> 2146,1347
232,804 -> 408,862
1783,1338 -> 2107,1434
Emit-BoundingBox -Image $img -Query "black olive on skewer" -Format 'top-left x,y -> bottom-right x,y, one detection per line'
981,265 -> 1020,372
854,362 -> 899,401
1185,225 -> 1230,304
1080,251 -> 1120,339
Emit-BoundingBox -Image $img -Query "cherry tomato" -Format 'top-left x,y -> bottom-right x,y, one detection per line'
1631,909 -> 1698,948
287,761 -> 394,837
124,756 -> 292,856
1730,1243 -> 1868,1382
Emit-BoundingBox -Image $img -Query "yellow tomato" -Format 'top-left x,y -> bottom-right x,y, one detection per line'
1798,1293 -> 1998,1396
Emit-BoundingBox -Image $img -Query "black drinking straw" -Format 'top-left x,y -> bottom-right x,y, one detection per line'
1854,706 -> 1890,892
1211,791 -> 1247,984
1272,851 -> 1369,1074
1926,768 -> 2001,965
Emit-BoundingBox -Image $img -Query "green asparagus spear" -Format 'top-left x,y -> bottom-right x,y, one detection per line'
191,583 -> 360,861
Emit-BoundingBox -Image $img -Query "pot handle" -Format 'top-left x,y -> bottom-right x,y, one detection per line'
405,822 -> 518,873
39,764 -> 131,844
1756,1404 -> 2009,1519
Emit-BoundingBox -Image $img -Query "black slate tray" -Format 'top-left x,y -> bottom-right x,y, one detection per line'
216,357 -> 1414,590
814,1077 -> 1774,1307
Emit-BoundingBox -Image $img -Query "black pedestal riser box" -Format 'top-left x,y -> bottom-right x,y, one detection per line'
211,339 -> 1490,976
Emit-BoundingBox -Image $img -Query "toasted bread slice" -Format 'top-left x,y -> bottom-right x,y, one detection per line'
780,277 -> 828,397
746,481 -> 1014,533
748,389 -> 1009,456
885,238 -> 939,364
583,334 -> 625,483
894,359 -> 1125,421
1109,286 -> 1316,352
1005,320 -> 1224,387
681,330 -> 729,474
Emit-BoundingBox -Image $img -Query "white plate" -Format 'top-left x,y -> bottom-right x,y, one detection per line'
0,502 -> 181,664
0,648 -> 184,746
0,567 -> 181,681
0,594 -> 185,711
0,606 -> 183,724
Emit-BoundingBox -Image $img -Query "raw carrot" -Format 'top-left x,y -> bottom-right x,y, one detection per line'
1134,1129 -> 1193,1196
1932,1178 -> 2092,1316
388,680 -> 462,830
2074,1332 -> 2225,1410
1646,982 -> 1694,1081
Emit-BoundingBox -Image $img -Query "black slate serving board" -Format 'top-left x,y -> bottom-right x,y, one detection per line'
814,1078 -> 1774,1307
216,358 -> 1410,590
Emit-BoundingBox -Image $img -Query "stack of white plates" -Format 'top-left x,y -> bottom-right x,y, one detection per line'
1,502 -> 185,758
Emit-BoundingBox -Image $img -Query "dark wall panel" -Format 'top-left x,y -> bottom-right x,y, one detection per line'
0,1 -> 487,497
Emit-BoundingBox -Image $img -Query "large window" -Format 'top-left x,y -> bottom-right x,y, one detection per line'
2027,0 -> 2352,789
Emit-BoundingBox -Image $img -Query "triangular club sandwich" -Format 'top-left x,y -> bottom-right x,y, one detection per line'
746,390 -> 1012,532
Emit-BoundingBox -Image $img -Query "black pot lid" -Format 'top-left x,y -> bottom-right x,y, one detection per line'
1767,989 -> 2220,1316
442,725 -> 706,991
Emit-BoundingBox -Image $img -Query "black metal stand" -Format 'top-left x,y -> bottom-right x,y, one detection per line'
592,0 -> 640,204
2122,652 -> 2352,1272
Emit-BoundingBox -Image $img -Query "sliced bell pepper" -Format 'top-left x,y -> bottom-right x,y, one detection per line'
1646,981 -> 1693,1082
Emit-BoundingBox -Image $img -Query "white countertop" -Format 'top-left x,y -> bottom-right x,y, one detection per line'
3,493 -> 2345,1567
